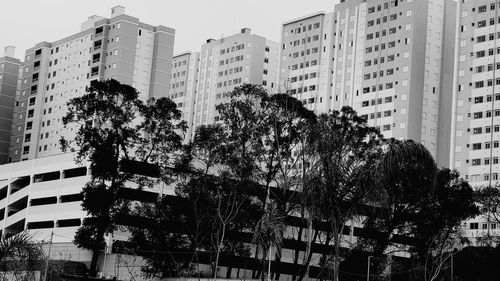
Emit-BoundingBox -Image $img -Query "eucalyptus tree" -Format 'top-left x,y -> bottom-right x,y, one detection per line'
60,79 -> 185,276
302,106 -> 384,281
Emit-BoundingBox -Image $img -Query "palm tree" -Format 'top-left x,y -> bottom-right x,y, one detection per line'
0,231 -> 45,281
253,207 -> 286,281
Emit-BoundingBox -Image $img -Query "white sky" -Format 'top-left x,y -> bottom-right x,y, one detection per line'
1,0 -> 339,59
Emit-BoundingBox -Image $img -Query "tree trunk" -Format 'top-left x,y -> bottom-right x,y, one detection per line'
297,230 -> 318,281
333,229 -> 340,281
261,249 -> 267,281
292,225 -> 304,281
89,246 -> 101,277
253,248 -> 261,280
214,223 -> 226,279
89,227 -> 106,277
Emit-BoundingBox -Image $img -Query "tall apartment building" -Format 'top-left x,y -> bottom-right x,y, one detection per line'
279,0 -> 456,166
192,28 -> 279,128
8,6 -> 175,162
448,0 -> 500,242
450,0 -> 500,188
333,0 -> 456,166
169,52 -> 200,141
0,46 -> 21,164
279,12 -> 336,114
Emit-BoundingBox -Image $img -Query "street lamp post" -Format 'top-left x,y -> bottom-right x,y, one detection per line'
101,233 -> 115,278
367,255 -> 373,281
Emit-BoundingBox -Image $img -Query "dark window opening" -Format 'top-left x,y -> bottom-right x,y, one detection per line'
92,53 -> 101,63
60,193 -> 83,203
7,196 -> 28,217
32,73 -> 39,82
30,196 -> 57,206
27,221 -> 54,230
33,171 -> 60,183
91,66 -> 99,77
64,167 -> 87,179
93,40 -> 102,50
57,219 -> 81,228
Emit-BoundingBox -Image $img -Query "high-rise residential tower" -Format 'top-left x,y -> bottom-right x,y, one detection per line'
192,28 -> 279,129
279,12 -> 336,114
447,0 -> 500,242
280,0 -> 456,166
333,0 -> 456,166
0,46 -> 21,164
169,52 -> 200,141
8,6 -> 175,162
450,0 -> 500,187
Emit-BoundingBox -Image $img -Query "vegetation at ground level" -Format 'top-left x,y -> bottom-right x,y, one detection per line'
61,80 -> 485,281
0,231 -> 45,281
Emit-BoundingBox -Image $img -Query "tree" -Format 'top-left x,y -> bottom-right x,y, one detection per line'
60,79 -> 185,276
215,85 -> 318,280
129,122 -> 263,279
0,231 -> 45,281
474,184 -> 500,245
302,106 -> 384,281
360,140 -> 479,280
253,206 -> 286,281
129,84 -> 314,279
453,246 -> 500,281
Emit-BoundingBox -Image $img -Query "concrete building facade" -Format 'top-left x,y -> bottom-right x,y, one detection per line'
0,47 -> 21,164
169,52 -> 200,141
280,0 -> 456,166
8,6 -> 175,162
192,28 -> 279,129
451,0 -> 500,187
279,12 -> 336,113
331,0 -> 456,166
449,0 -> 500,242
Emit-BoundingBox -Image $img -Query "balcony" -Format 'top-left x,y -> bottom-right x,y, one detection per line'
90,66 -> 99,77
31,78 -> 38,83
95,26 -> 104,37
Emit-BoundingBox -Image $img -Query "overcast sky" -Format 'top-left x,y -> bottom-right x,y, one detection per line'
1,0 -> 339,59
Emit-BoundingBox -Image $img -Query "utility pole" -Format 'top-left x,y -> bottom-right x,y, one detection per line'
43,231 -> 54,281
268,247 -> 272,281
451,253 -> 453,281
101,233 -> 114,278
366,256 -> 373,281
